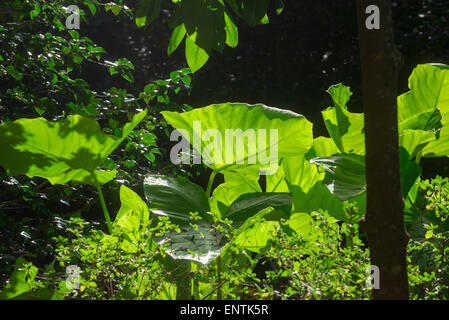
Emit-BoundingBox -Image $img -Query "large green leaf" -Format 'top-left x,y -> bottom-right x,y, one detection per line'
311,150 -> 421,201
233,207 -> 311,254
286,212 -> 312,237
281,156 -> 323,193
265,161 -> 289,192
322,84 -> 365,155
422,126 -> 449,157
310,153 -> 366,201
269,155 -> 347,221
398,148 -> 422,201
158,222 -> 225,264
143,174 -> 212,225
291,182 -> 346,221
398,64 -> 449,157
114,185 -> 150,252
223,192 -> 292,223
162,103 -> 313,176
0,110 -> 147,185
0,258 -> 38,300
143,174 -> 293,263
305,136 -> 340,159
233,207 -> 280,254
398,64 -> 448,133
399,129 -> 437,159
210,171 -> 261,217
143,174 -> 221,264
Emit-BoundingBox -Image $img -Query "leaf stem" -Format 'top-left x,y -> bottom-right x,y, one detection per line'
205,170 -> 222,299
415,150 -> 423,164
206,170 -> 218,198
94,174 -> 113,234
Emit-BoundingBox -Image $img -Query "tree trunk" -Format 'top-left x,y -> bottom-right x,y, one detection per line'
355,0 -> 410,299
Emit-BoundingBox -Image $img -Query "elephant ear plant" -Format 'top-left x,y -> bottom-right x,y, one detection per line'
144,103 -> 314,298
0,109 -> 148,233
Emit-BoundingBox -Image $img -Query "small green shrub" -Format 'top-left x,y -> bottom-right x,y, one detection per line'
407,176 -> 449,299
50,215 -> 177,300
245,210 -> 371,300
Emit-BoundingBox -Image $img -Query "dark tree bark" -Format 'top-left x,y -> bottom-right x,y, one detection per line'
356,0 -> 410,299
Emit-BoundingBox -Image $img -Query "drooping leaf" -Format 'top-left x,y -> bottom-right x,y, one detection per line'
143,174 -> 212,225
322,84 -> 365,155
310,153 -> 366,201
267,155 -> 346,220
0,110 -> 147,185
399,147 -> 422,197
281,156 -> 324,194
168,23 -> 186,55
143,175 -> 292,263
291,181 -> 346,221
185,34 -> 210,73
399,129 -> 437,159
210,171 -> 261,217
181,0 -> 226,53
114,185 -> 150,252
232,206 -> 310,255
265,161 -> 289,192
422,126 -> 449,157
143,174 -> 222,264
311,150 -> 422,202
224,12 -> 238,48
223,192 -> 292,223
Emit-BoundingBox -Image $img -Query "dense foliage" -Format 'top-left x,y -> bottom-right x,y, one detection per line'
1,0 -> 448,300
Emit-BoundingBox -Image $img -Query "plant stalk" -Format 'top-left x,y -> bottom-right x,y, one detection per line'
205,170 -> 223,299
206,170 -> 218,198
415,150 -> 423,164
94,174 -> 113,234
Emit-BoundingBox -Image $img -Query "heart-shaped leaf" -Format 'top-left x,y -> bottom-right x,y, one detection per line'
162,103 -> 313,176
